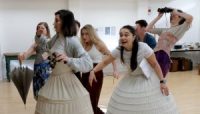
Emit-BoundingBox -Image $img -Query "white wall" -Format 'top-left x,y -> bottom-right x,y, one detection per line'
0,0 -> 68,80
0,0 -> 68,53
0,9 -> 3,80
0,0 -> 199,79
69,0 -> 137,51
136,0 -> 149,20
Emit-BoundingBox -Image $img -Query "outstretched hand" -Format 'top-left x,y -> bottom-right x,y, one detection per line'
160,83 -> 169,96
89,70 -> 97,86
18,53 -> 25,65
113,71 -> 120,79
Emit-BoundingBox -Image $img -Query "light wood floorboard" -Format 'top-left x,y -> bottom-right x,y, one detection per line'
0,69 -> 200,114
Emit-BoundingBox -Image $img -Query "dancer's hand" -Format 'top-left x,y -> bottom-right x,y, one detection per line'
113,71 -> 120,79
89,70 -> 97,86
160,83 -> 169,96
18,53 -> 25,61
18,53 -> 25,65
56,53 -> 69,63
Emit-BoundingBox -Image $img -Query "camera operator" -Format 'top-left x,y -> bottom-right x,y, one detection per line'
146,7 -> 193,78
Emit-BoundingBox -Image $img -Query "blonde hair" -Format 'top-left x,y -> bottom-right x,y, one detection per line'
80,24 -> 103,47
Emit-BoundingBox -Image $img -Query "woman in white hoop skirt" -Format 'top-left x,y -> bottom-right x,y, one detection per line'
89,25 -> 179,114
35,9 -> 93,114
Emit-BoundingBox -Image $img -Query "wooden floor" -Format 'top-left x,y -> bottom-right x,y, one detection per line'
0,69 -> 200,114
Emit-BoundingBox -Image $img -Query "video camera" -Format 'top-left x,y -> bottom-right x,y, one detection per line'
47,52 -> 67,69
157,7 -> 173,13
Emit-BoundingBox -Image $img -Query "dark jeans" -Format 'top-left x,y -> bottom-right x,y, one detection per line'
81,63 -> 104,114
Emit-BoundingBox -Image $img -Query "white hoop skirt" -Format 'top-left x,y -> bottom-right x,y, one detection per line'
106,69 -> 179,114
35,63 -> 93,114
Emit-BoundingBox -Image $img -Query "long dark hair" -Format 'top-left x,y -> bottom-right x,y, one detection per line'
55,9 -> 77,37
120,25 -> 138,71
177,9 -> 186,25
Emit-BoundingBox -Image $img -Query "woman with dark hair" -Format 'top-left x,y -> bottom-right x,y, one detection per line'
89,25 -> 179,114
75,20 -> 81,33
146,8 -> 193,78
18,22 -> 51,99
35,9 -> 93,114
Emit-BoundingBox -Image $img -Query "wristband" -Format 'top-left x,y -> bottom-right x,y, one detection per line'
160,80 -> 167,84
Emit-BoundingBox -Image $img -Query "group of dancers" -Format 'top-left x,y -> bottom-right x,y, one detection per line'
18,8 -> 193,114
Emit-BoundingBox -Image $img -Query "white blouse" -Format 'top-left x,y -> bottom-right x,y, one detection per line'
87,44 -> 102,63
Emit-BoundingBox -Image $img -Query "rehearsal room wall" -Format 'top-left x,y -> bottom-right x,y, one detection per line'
0,0 -> 199,79
69,0 -> 137,51
0,0 -> 69,80
0,18 -> 2,80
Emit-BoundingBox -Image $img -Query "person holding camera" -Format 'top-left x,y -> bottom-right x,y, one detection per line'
146,7 -> 193,78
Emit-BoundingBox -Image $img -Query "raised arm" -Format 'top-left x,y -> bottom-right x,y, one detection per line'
172,9 -> 193,24
146,13 -> 163,32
